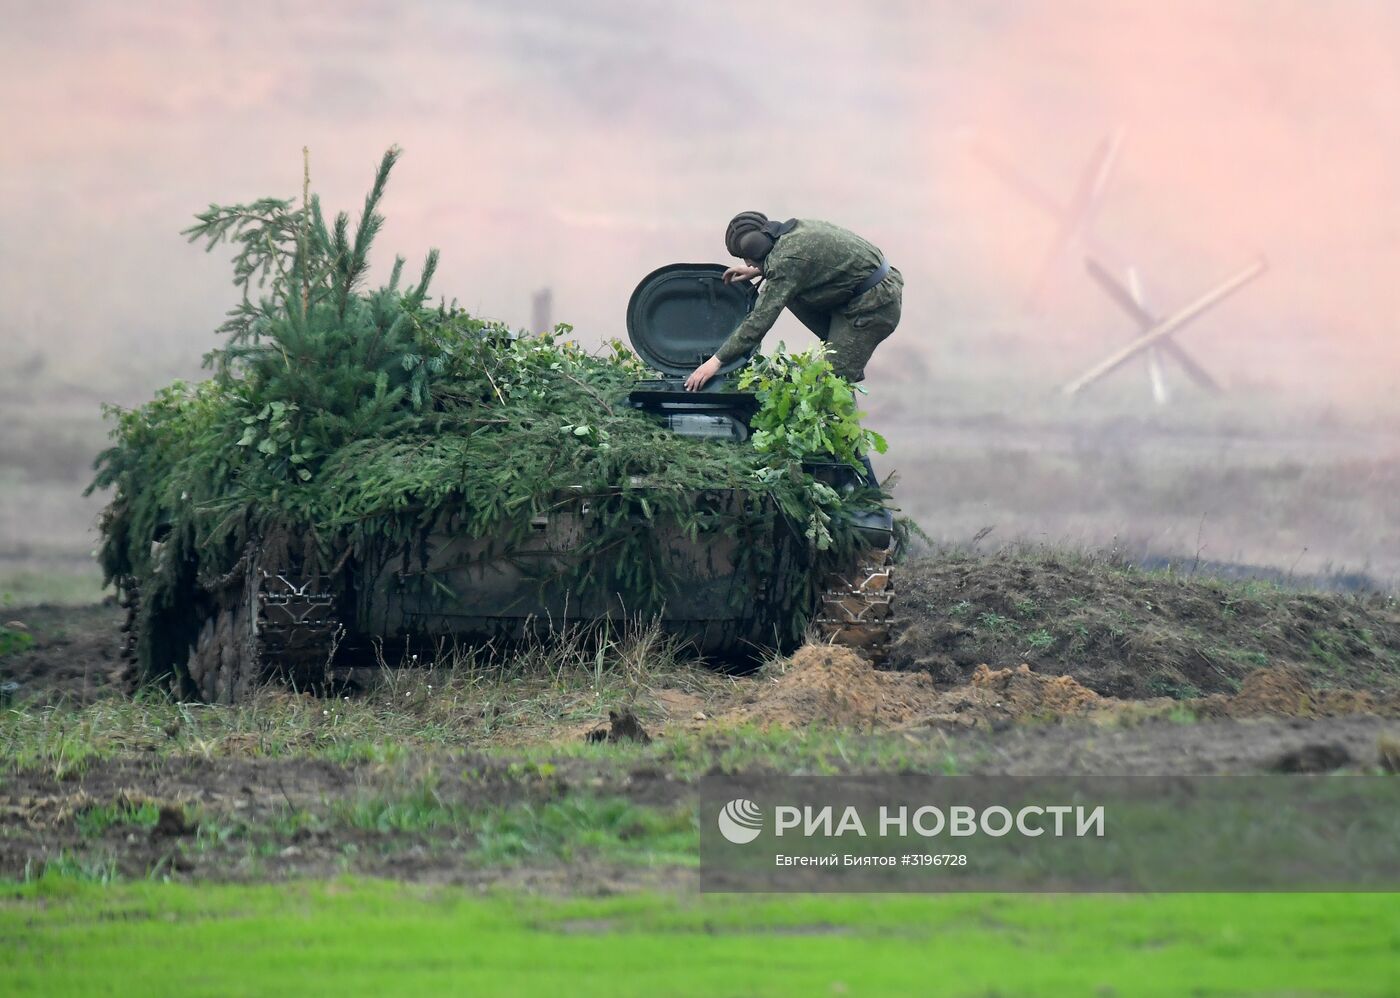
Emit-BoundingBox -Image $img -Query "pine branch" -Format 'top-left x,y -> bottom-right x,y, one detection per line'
336,146 -> 400,318
405,249 -> 439,310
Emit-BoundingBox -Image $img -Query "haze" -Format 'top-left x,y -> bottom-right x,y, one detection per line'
4,0 -> 1400,591
2,0 -> 1398,404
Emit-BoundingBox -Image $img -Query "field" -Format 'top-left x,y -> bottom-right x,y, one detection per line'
9,0 -> 1400,992
4,344 -> 1400,994
7,884 -> 1397,996
4,544 -> 1400,993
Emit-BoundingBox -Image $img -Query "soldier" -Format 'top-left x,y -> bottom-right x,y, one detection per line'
684,211 -> 903,391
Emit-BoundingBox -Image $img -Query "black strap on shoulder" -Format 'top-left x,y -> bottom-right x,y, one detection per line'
761,218 -> 798,240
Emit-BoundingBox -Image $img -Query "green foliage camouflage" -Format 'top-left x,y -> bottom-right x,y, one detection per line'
89,149 -> 891,684
736,344 -> 887,470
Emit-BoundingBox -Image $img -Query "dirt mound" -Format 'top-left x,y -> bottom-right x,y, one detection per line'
1198,666 -> 1400,718
725,647 -> 1105,731
1228,666 -> 1316,715
889,552 -> 1400,701
1269,742 -> 1353,773
905,665 -> 1104,730
969,664 -> 1101,715
720,648 -> 1399,735
727,645 -> 937,729
585,709 -> 652,744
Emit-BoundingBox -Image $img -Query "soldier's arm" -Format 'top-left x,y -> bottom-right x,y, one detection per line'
713,269 -> 799,363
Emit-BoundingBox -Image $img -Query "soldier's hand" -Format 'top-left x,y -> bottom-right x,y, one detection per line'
723,265 -> 762,285
685,356 -> 723,392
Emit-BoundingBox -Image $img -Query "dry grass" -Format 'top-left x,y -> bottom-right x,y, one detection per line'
0,619 -> 739,778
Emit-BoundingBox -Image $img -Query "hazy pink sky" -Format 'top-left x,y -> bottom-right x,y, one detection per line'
4,0 -> 1400,404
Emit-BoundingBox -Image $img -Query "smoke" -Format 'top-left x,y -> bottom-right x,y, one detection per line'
1,0 -> 1397,406
930,0 -> 1400,398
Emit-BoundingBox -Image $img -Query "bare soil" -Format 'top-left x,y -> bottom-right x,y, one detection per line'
4,558 -> 1400,886
0,601 -> 126,706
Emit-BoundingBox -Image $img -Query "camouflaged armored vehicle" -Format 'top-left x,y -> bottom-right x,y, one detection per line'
159,264 -> 894,703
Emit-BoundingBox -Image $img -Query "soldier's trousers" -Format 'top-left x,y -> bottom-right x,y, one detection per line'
824,302 -> 900,382
788,280 -> 903,383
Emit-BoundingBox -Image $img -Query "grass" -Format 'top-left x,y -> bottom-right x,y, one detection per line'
0,619 -> 741,777
0,678 -> 975,785
18,852 -> 120,885
75,797 -> 161,837
0,568 -> 108,607
319,768 -> 695,866
1,599 -> 1004,783
1,879 -> 1397,996
467,797 -> 694,866
1025,627 -> 1054,650
0,625 -> 35,658
3,551 -> 1398,993
168,783 -> 695,874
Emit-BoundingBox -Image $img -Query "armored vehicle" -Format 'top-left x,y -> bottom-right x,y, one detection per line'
145,264 -> 893,703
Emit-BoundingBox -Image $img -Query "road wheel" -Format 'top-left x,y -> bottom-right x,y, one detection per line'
115,578 -> 141,692
185,581 -> 261,704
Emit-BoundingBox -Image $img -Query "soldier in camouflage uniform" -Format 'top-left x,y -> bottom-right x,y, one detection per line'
684,212 -> 903,391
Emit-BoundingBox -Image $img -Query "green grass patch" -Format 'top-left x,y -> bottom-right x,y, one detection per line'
0,569 -> 108,608
2,879 -> 1396,996
0,633 -> 732,775
75,798 -> 162,837
180,776 -> 695,872
469,797 -> 694,866
0,625 -> 35,658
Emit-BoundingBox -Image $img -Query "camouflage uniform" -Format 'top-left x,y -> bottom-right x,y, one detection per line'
713,218 -> 903,382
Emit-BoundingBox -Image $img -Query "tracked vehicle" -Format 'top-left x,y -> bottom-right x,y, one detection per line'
132,264 -> 894,703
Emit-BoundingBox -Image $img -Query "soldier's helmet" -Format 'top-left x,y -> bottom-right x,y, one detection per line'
725,211 -> 771,259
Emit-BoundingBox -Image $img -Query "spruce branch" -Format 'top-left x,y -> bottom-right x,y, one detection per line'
301,146 -> 311,317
